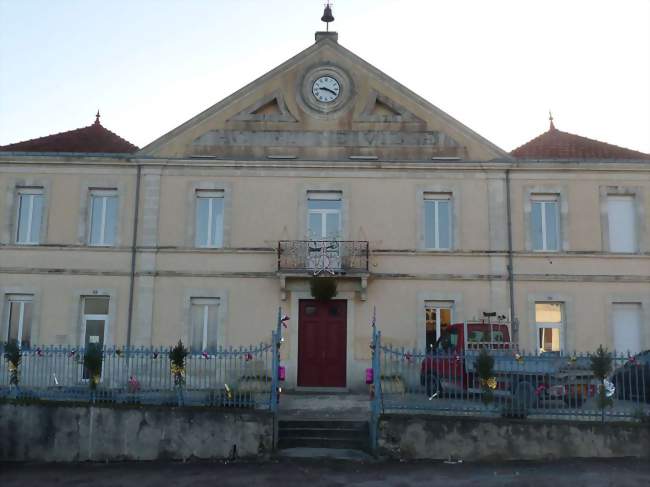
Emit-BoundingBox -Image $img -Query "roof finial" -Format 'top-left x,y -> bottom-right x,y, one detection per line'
321,2 -> 334,32
549,110 -> 555,131
95,110 -> 101,125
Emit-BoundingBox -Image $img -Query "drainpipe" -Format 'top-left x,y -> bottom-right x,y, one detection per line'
126,163 -> 142,348
506,168 -> 517,343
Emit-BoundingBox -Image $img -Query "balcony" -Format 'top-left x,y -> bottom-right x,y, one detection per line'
278,240 -> 369,274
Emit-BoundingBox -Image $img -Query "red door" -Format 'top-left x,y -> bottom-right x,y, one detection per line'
298,299 -> 347,387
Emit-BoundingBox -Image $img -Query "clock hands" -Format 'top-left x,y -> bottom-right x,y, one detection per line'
319,86 -> 338,95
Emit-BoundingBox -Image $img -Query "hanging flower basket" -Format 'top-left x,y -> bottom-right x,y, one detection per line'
310,276 -> 337,301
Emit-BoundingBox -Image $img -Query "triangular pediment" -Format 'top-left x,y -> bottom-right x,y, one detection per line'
228,91 -> 298,122
357,91 -> 424,123
139,35 -> 510,161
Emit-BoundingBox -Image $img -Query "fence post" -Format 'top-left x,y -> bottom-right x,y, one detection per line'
270,306 -> 282,413
370,307 -> 382,452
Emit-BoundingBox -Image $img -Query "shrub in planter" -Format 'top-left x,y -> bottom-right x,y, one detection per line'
590,345 -> 613,419
83,343 -> 103,391
169,340 -> 189,386
310,277 -> 337,301
475,348 -> 496,405
3,339 -> 21,388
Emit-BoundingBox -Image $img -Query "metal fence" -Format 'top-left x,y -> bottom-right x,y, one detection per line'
277,240 -> 369,274
1,310 -> 286,410
370,327 -> 650,423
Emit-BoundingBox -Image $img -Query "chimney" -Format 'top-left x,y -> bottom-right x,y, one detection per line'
315,31 -> 338,43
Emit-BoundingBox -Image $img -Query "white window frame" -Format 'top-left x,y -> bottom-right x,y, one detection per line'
535,302 -> 564,354
606,194 -> 637,253
307,191 -> 342,240
531,194 -> 560,252
423,193 -> 452,250
15,187 -> 44,245
190,297 -> 219,352
88,189 -> 118,246
424,301 -> 454,350
195,190 -> 225,248
5,294 -> 33,348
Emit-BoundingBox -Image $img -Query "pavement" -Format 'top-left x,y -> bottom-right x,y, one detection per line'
1,458 -> 649,486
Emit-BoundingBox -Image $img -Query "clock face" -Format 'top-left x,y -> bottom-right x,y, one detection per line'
312,76 -> 340,103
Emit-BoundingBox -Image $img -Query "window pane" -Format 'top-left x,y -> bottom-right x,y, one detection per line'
608,196 -> 636,252
308,212 -> 322,239
535,303 -> 562,323
539,327 -> 560,353
30,194 -> 43,243
90,196 -> 104,244
17,194 -> 32,243
104,196 -> 118,245
424,201 -> 436,248
21,302 -> 32,349
308,199 -> 341,210
196,197 -> 209,246
210,197 -> 224,247
84,319 -> 105,348
438,200 -> 451,249
531,201 -> 543,250
425,308 -> 436,351
325,212 -> 340,239
191,304 -> 205,351
8,302 -> 21,342
545,201 -> 559,250
207,304 -> 219,350
84,297 -> 109,315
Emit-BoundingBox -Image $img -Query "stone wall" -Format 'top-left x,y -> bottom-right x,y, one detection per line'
0,403 -> 273,462
378,414 -> 650,461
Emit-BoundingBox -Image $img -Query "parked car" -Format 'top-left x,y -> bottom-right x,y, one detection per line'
610,350 -> 650,403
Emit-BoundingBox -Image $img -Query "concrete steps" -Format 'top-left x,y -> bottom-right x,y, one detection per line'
277,419 -> 370,451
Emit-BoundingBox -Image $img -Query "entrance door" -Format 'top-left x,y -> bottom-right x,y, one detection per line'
298,299 -> 347,387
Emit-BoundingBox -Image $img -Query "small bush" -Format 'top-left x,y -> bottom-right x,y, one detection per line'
3,340 -> 21,387
169,340 -> 189,386
83,343 -> 103,390
310,277 -> 337,301
475,348 -> 496,405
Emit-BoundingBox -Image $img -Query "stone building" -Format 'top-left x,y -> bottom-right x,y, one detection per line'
1,30 -> 649,391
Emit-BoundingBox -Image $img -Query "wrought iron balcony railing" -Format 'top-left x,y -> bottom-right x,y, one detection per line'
278,240 -> 369,275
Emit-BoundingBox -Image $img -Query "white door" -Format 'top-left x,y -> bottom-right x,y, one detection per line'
613,303 -> 642,355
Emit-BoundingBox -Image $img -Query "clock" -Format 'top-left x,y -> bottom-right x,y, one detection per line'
312,76 -> 340,103
298,64 -> 354,117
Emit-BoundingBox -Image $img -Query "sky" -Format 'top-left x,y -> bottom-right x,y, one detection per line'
0,0 -> 649,153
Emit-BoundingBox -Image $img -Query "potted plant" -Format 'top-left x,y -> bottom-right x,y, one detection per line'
83,343 -> 103,402
590,345 -> 613,422
475,348 -> 496,406
169,340 -> 188,406
310,276 -> 337,301
4,340 -> 21,395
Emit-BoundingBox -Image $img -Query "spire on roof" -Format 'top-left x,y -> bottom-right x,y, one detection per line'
549,110 -> 556,131
94,110 -> 101,126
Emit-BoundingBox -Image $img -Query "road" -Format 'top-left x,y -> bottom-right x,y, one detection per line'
2,458 -> 649,486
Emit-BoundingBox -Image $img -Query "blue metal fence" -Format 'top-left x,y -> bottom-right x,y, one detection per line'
0,308 -> 289,409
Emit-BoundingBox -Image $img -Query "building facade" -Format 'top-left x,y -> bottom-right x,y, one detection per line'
1,31 -> 649,391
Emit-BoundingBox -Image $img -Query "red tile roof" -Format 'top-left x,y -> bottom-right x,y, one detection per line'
0,114 -> 138,154
511,121 -> 650,160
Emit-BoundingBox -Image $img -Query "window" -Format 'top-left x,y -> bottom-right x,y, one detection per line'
531,195 -> 559,251
89,189 -> 118,246
82,296 -> 109,379
425,301 -> 453,351
16,188 -> 44,244
424,193 -> 451,250
190,298 -> 219,352
307,192 -> 341,240
6,295 -> 33,349
195,190 -> 224,248
612,303 -> 642,355
535,302 -> 563,353
607,195 -> 637,252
